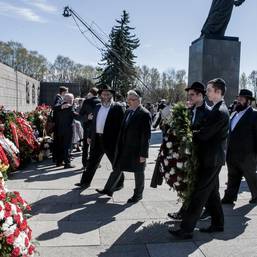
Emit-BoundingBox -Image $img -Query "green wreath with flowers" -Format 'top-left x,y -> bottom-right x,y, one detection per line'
159,102 -> 199,206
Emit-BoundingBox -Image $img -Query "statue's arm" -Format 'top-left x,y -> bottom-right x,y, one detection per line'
234,0 -> 245,7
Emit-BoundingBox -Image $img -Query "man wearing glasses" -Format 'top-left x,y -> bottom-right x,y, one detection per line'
96,89 -> 152,203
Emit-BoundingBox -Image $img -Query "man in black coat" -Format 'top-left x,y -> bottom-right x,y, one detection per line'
222,89 -> 257,204
52,86 -> 68,162
167,82 -> 210,220
79,87 -> 101,169
169,78 -> 230,239
96,89 -> 152,203
55,93 -> 77,168
75,85 -> 125,189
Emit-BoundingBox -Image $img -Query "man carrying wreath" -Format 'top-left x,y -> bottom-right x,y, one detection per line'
169,78 -> 229,239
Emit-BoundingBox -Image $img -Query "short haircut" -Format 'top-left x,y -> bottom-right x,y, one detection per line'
59,86 -> 68,94
63,93 -> 74,104
208,78 -> 226,96
127,90 -> 141,99
89,87 -> 98,96
189,88 -> 205,96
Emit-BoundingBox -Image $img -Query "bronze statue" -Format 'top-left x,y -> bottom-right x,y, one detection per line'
201,0 -> 245,37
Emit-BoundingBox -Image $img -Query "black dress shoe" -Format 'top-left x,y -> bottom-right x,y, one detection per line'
127,196 -> 142,204
167,212 -> 182,220
249,197 -> 257,204
168,228 -> 193,239
95,189 -> 113,197
221,198 -> 234,204
199,225 -> 224,233
74,183 -> 90,189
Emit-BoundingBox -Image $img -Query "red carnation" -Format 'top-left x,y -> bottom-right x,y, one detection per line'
4,211 -> 11,219
11,247 -> 20,257
0,191 -> 6,200
19,220 -> 27,231
14,227 -> 20,237
11,197 -> 18,204
6,234 -> 15,245
14,214 -> 21,225
28,244 -> 35,255
25,237 -> 29,247
5,202 -> 12,211
26,205 -> 32,211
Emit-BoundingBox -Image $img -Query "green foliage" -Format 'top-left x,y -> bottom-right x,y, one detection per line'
161,103 -> 198,206
97,10 -> 140,96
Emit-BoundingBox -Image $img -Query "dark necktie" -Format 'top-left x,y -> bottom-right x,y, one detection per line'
125,110 -> 134,124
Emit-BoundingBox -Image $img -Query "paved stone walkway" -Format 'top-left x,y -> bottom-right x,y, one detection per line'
6,131 -> 257,257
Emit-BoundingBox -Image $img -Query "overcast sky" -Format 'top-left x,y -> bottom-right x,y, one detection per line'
0,0 -> 256,74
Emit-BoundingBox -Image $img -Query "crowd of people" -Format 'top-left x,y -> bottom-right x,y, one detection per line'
51,78 -> 257,238
52,85 -> 151,203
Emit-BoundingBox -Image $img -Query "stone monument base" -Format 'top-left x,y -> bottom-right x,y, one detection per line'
188,36 -> 241,104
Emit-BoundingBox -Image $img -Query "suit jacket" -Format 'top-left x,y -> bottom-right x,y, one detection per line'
114,105 -> 152,173
226,107 -> 257,162
194,100 -> 229,168
89,102 -> 125,154
52,94 -> 64,122
79,96 -> 101,137
191,101 -> 210,131
53,94 -> 63,107
79,96 -> 101,125
55,103 -> 77,137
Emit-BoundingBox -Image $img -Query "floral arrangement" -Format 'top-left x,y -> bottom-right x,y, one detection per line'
26,105 -> 51,137
0,173 -> 37,257
35,136 -> 52,161
159,103 -> 198,205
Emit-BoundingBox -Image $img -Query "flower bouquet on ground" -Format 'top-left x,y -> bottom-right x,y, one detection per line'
27,105 -> 51,137
35,136 -> 53,161
0,175 -> 37,256
159,103 -> 198,206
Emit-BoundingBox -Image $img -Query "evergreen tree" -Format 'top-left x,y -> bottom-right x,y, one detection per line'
97,10 -> 140,96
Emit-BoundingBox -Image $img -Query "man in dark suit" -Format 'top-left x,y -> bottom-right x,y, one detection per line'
55,93 -> 77,168
168,82 -> 210,220
79,87 -> 101,169
169,78 -> 230,239
222,89 -> 257,204
96,89 -> 152,203
75,85 -> 125,189
52,86 -> 68,163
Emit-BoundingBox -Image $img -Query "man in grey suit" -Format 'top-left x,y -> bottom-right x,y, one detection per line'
96,89 -> 152,203
222,89 -> 257,204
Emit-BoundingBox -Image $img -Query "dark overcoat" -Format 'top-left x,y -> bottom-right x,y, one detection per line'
114,105 -> 152,173
89,102 -> 125,155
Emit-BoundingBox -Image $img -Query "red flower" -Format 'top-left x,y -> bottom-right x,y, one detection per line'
6,234 -> 15,245
14,214 -> 21,225
0,191 -> 6,200
26,205 -> 31,211
28,244 -> 35,255
4,211 -> 11,219
11,197 -> 18,204
5,202 -> 12,211
11,247 -> 20,257
25,237 -> 29,247
14,227 -> 20,237
19,220 -> 27,231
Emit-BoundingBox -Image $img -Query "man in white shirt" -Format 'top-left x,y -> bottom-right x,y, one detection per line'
75,85 -> 125,189
222,89 -> 257,204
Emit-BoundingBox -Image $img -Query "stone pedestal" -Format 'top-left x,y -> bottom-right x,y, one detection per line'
188,36 -> 241,105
